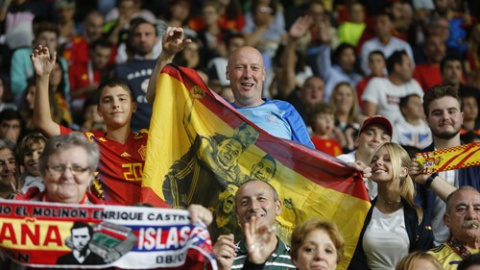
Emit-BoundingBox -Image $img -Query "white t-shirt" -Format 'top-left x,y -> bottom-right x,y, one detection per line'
432,169 -> 457,246
392,117 -> 432,149
362,77 -> 424,124
363,206 -> 409,270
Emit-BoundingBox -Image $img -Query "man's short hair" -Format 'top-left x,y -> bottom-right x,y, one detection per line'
94,78 -> 134,106
386,50 -> 407,74
89,38 -> 113,51
236,179 -> 280,202
368,50 -> 385,60
33,22 -> 60,38
333,43 -> 355,65
445,186 -> 478,213
0,109 -> 22,124
71,221 -> 93,236
422,84 -> 462,116
440,54 -> 462,73
129,18 -> 158,37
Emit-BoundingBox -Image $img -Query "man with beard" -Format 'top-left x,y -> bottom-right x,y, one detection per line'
415,84 -> 480,246
113,18 -> 159,131
428,187 -> 480,269
57,222 -> 105,265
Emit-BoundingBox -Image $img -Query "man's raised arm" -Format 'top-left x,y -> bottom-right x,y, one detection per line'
32,45 -> 61,137
146,27 -> 192,104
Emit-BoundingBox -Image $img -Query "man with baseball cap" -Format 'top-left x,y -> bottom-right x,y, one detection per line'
337,115 -> 393,200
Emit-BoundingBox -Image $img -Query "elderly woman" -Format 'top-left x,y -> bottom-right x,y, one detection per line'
15,132 -> 212,224
290,219 -> 345,270
15,132 -> 100,204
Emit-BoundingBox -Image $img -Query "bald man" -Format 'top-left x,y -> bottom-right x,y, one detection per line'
226,46 -> 314,148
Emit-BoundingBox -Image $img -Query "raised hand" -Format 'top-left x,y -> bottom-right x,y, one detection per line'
31,45 -> 56,77
187,204 -> 213,226
289,15 -> 313,40
245,216 -> 277,264
162,26 -> 192,57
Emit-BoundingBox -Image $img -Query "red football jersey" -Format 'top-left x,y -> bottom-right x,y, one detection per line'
60,126 -> 148,206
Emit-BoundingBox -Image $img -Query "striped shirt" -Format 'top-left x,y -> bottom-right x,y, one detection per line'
231,237 -> 296,269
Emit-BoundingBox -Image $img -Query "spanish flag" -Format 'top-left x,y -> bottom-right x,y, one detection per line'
141,64 -> 370,269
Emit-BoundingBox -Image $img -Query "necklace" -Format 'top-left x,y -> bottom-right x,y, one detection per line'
377,197 -> 401,205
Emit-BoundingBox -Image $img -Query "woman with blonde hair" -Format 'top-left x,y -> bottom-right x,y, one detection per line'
329,82 -> 365,152
348,142 -> 433,270
395,251 -> 443,270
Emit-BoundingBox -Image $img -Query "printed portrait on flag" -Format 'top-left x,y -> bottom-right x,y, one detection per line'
142,65 -> 371,270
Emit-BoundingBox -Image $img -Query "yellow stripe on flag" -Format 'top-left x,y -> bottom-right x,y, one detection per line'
141,65 -> 370,270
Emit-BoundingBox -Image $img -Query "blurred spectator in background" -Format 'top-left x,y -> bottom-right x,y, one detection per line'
0,76 -> 15,112
157,0 -> 196,40
0,139 -> 19,199
337,1 -> 366,47
54,0 -> 78,46
69,38 -> 113,124
360,13 -> 414,75
393,94 -> 432,150
363,50 -> 423,124
309,102 -> 343,156
62,10 -> 107,67
357,50 -> 386,110
413,34 -> 446,91
16,132 -> 47,193
329,82 -> 364,152
0,108 -> 23,144
11,22 -> 69,104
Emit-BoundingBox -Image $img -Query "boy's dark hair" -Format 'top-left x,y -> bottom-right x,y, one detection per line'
308,102 -> 335,127
440,54 -> 463,73
94,78 -> 134,105
368,50 -> 385,61
34,22 -> 60,38
89,38 -> 113,51
399,94 -> 421,109
386,50 -> 407,74
422,84 -> 462,116
334,43 -> 356,65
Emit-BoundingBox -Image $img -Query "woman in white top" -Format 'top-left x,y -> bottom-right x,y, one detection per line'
348,142 -> 433,270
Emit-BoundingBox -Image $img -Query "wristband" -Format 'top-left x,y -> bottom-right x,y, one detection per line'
425,173 -> 438,188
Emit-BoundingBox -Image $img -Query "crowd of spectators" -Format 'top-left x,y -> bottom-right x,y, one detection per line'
2,0 -> 480,269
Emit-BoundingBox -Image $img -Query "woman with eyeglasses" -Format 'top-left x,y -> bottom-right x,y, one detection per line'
15,132 -> 101,204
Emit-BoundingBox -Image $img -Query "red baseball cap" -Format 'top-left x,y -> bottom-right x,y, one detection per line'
359,115 -> 393,137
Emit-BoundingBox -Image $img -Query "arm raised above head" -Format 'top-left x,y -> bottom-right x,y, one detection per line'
32,45 -> 61,137
146,27 -> 192,104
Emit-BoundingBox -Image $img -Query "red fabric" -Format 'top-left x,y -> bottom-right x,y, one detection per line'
189,13 -> 244,33
60,126 -> 154,206
413,64 -> 443,92
311,137 -> 343,156
68,62 -> 101,100
62,36 -> 90,66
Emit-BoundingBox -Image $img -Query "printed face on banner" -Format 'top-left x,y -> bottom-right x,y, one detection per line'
72,227 -> 91,252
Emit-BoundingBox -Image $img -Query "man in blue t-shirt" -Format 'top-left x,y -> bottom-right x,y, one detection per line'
226,45 -> 314,148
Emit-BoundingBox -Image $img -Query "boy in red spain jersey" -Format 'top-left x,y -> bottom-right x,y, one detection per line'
31,27 -> 192,206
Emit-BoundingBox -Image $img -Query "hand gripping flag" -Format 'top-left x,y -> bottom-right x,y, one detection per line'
415,142 -> 480,174
141,64 -> 371,269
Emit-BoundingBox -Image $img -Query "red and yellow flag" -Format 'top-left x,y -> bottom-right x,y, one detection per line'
141,64 -> 370,269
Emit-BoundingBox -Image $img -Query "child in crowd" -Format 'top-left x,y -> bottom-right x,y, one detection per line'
393,94 -> 432,150
16,132 -> 47,193
356,50 -> 386,110
460,92 -> 480,142
81,95 -> 106,133
309,103 -> 343,156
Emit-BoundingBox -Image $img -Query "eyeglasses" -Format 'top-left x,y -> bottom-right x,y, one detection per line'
46,164 -> 89,175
